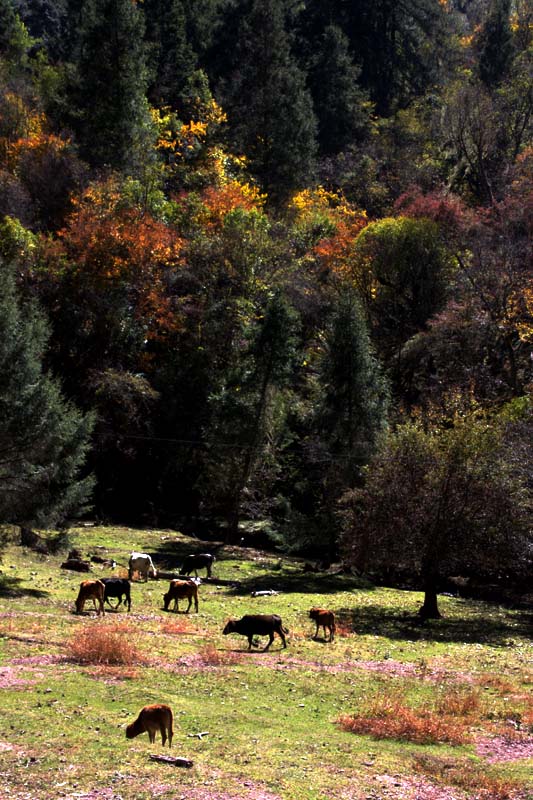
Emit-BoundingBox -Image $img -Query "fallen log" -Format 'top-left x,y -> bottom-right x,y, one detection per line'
149,754 -> 193,768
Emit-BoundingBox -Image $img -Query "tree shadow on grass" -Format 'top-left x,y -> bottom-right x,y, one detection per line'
227,570 -> 373,595
336,602 -> 533,646
0,575 -> 48,600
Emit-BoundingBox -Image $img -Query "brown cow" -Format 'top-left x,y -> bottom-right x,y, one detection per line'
75,579 -> 105,615
163,579 -> 199,613
309,607 -> 336,642
126,704 -> 173,747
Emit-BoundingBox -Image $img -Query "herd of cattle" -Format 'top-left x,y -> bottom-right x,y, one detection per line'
73,550 -> 337,649
72,549 -> 338,749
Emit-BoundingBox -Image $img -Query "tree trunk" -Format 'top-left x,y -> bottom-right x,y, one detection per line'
418,585 -> 442,619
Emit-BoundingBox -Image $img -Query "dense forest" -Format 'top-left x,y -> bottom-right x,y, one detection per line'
0,0 -> 532,605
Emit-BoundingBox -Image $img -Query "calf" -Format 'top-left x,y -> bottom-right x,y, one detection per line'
101,577 -> 131,612
181,553 -> 215,578
163,579 -> 199,613
128,552 -> 157,582
309,607 -> 336,642
75,579 -> 105,615
126,704 -> 173,747
223,614 -> 288,651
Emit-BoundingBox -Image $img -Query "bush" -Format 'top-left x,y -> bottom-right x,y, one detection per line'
66,621 -> 144,665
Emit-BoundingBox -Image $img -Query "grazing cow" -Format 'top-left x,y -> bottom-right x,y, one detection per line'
126,704 -> 173,747
128,552 -> 157,582
223,614 -> 288,651
163,579 -> 199,613
101,577 -> 132,612
309,607 -> 336,642
181,553 -> 215,578
75,579 -> 105,615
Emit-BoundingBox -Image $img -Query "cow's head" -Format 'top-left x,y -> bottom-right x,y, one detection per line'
222,619 -> 237,635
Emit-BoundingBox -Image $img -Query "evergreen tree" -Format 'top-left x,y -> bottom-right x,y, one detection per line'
0,0 -> 19,56
0,260 -> 94,528
320,292 -> 389,479
221,0 -> 317,202
143,0 -> 197,111
201,292 -> 300,539
70,0 -> 150,171
309,24 -> 370,155
477,0 -> 514,87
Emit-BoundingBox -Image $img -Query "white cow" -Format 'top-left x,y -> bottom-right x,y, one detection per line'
128,552 -> 157,582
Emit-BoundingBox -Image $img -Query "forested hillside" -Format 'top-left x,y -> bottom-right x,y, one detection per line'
0,0 -> 532,590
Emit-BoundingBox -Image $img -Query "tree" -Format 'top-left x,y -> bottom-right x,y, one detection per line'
319,291 -> 389,488
143,0 -> 198,112
476,0 -> 514,87
70,0 -> 150,171
352,217 -> 452,363
201,292 -> 300,539
0,259 -> 94,529
308,24 -> 370,156
340,413 -> 531,619
220,0 -> 317,202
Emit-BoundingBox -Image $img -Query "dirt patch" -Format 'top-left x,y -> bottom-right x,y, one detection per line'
475,734 -> 533,763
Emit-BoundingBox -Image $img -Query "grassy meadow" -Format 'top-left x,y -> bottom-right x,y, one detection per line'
0,525 -> 531,800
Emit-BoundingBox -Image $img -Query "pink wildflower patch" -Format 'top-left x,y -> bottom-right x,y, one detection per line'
475,734 -> 533,763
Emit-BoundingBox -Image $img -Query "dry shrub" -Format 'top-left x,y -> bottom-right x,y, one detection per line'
478,674 -> 516,695
338,692 -> 469,745
66,621 -> 144,665
160,618 -> 193,635
414,754 -> 522,800
436,685 -> 481,718
197,642 -> 241,666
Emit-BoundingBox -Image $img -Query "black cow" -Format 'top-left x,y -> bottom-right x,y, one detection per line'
181,553 -> 215,578
101,577 -> 132,612
222,614 -> 288,651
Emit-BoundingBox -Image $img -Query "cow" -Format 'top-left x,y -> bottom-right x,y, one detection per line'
75,579 -> 105,615
181,553 -> 215,578
126,704 -> 173,747
223,614 -> 288,651
163,579 -> 199,613
101,577 -> 132,612
309,607 -> 336,642
128,552 -> 157,582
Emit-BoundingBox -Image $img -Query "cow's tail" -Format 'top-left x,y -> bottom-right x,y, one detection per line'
282,625 -> 289,634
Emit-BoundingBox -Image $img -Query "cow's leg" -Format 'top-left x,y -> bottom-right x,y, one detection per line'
278,628 -> 287,648
194,595 -> 198,613
247,635 -> 254,650
313,623 -> 319,639
148,730 -> 155,744
160,724 -> 167,747
186,597 -> 192,613
264,632 -> 275,651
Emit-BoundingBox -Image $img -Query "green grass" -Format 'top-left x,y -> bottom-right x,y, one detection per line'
0,525 -> 531,800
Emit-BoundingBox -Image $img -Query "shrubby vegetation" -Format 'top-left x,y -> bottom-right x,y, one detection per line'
0,0 -> 531,591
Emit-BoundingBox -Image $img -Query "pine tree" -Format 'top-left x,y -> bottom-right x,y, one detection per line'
0,260 -> 94,528
71,0 -> 150,171
221,0 -> 317,202
320,291 -> 389,485
477,0 -> 514,87
309,24 -> 370,155
0,0 -> 19,56
143,0 -> 197,111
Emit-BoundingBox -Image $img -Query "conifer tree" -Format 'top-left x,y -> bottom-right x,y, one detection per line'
143,0 -> 197,111
221,0 -> 317,202
319,291 -> 389,487
71,0 -> 150,171
0,260 -> 94,528
309,24 -> 370,155
477,0 -> 514,87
